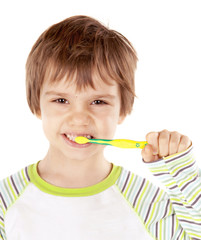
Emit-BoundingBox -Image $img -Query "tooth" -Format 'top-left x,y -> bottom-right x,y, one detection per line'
67,135 -> 73,141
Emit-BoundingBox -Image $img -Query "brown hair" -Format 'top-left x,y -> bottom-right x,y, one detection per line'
26,15 -> 138,117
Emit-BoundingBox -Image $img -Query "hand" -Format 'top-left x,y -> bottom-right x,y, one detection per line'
141,129 -> 192,162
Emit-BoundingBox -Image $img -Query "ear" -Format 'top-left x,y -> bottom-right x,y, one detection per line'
35,110 -> 42,120
118,114 -> 126,124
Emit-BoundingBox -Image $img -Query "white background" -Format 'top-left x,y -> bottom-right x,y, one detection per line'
0,0 -> 200,185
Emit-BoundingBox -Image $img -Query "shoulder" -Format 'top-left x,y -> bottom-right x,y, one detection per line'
116,167 -> 159,192
0,165 -> 31,238
0,165 -> 31,212
115,166 -> 168,207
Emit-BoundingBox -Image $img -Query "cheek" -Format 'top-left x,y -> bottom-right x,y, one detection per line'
95,110 -> 119,138
41,106 -> 61,139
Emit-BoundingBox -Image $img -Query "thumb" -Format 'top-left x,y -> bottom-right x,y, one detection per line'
141,144 -> 159,162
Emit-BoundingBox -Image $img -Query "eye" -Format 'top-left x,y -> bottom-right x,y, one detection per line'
54,98 -> 69,104
92,100 -> 107,105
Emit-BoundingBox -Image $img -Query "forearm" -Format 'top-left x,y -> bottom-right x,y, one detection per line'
145,145 -> 201,239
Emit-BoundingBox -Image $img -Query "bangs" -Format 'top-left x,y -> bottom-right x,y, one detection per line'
45,54 -> 121,92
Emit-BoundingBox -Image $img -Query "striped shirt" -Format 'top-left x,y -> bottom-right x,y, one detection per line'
0,145 -> 200,239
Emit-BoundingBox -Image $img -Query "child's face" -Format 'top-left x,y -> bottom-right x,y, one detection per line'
38,73 -> 125,161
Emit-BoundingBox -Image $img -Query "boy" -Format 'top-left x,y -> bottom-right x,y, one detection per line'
0,15 -> 200,240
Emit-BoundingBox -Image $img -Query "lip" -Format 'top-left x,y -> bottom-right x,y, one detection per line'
61,134 -> 93,148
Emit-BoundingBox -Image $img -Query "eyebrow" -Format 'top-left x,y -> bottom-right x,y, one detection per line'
44,91 -> 116,99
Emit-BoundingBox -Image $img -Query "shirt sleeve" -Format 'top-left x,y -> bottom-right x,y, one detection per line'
145,145 -> 201,239
0,203 -> 5,240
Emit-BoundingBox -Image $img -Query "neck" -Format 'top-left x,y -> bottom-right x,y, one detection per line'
37,146 -> 112,188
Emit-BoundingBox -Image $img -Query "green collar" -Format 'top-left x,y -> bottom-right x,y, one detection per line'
28,161 -> 122,197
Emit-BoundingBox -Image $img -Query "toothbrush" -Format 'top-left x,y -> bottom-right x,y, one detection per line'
75,136 -> 147,149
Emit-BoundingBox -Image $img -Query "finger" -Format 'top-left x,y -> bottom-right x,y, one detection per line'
169,131 -> 181,155
141,144 -> 159,162
178,135 -> 192,153
158,130 -> 170,157
146,132 -> 159,155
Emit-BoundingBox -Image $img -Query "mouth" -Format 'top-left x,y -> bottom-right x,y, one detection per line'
62,133 -> 95,148
64,133 -> 95,142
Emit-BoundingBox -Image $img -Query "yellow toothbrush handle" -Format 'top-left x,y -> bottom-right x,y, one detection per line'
111,139 -> 147,149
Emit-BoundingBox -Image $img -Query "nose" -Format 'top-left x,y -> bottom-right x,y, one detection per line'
68,109 -> 91,126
